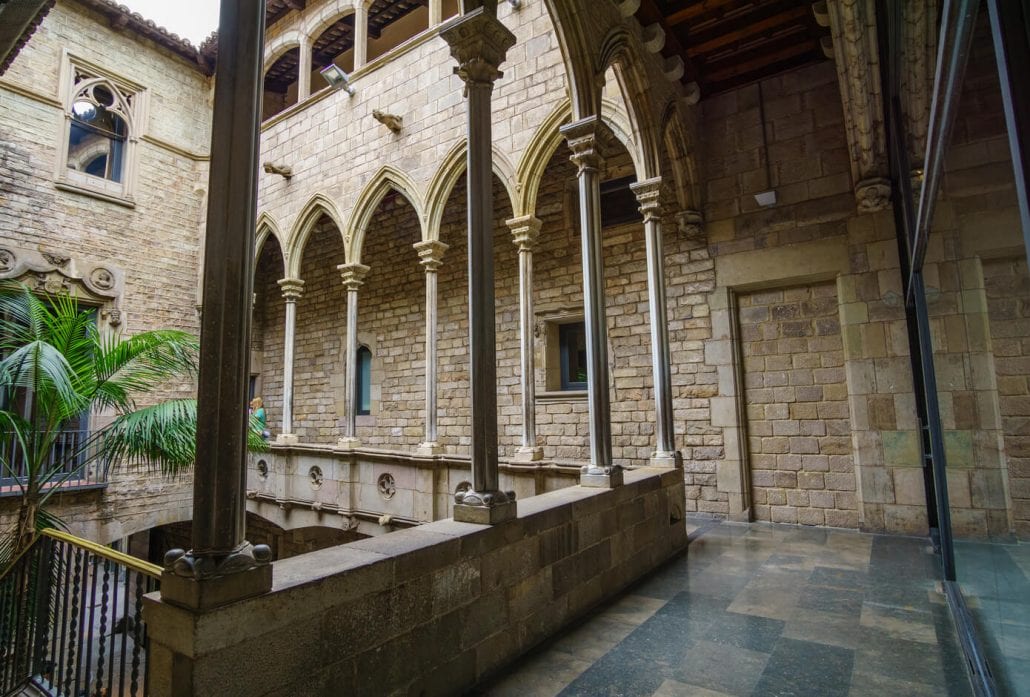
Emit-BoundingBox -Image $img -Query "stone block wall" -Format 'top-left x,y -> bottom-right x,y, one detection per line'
145,468 -> 687,697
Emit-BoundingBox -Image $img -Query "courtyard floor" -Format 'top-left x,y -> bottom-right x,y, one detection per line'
477,518 -> 973,697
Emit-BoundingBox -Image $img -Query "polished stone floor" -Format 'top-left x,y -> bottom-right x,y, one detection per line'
477,519 -> 973,697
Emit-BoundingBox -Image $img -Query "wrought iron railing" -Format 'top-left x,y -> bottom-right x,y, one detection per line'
0,430 -> 108,496
0,528 -> 160,696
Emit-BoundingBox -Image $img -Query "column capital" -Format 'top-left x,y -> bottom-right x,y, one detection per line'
676,209 -> 704,238
506,215 -> 542,251
560,116 -> 612,175
413,239 -> 449,271
440,7 -> 516,87
337,262 -> 370,290
277,277 -> 305,300
630,177 -> 663,224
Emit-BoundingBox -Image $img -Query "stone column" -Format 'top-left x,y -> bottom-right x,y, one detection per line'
337,263 -> 369,449
160,0 -> 272,610
297,35 -> 312,101
414,239 -> 448,456
508,215 -> 544,462
276,278 -> 303,444
441,6 -> 517,524
560,116 -> 622,487
630,178 -> 681,468
354,1 -> 369,69
429,0 -> 443,25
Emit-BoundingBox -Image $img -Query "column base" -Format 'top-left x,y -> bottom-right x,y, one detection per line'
415,441 -> 445,456
650,450 -> 683,468
160,543 -> 273,611
580,464 -> 624,488
336,436 -> 361,450
276,433 -> 298,445
513,445 -> 544,463
453,489 -> 517,524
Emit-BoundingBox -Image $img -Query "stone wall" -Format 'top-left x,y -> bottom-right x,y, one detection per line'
0,0 -> 211,544
145,468 -> 687,697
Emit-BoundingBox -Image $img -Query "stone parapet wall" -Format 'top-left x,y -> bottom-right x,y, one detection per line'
144,468 -> 688,697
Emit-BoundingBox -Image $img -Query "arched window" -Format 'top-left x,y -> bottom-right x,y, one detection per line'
356,345 -> 372,416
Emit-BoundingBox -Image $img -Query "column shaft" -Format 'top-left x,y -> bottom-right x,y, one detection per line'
297,37 -> 312,101
429,0 -> 443,25
508,216 -> 543,462
354,2 -> 369,69
338,263 -> 369,448
632,178 -> 679,466
415,240 -> 448,455
276,279 -> 303,443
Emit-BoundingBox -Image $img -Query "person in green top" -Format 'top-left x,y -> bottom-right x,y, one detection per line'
250,396 -> 269,439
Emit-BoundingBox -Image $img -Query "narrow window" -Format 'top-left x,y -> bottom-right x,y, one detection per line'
559,322 -> 588,390
356,345 -> 372,415
67,81 -> 129,182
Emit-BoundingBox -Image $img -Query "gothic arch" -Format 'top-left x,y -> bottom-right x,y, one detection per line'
286,193 -> 346,277
425,139 -> 518,238
255,211 -> 287,270
659,97 -> 702,211
263,31 -> 304,72
540,0 -> 601,120
346,165 -> 426,263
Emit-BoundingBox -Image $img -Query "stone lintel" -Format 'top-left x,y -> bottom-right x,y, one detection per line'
453,499 -> 517,524
159,564 -> 272,612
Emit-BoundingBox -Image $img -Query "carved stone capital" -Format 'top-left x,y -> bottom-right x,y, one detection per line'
453,488 -> 517,524
676,209 -> 704,237
337,262 -> 370,291
855,177 -> 891,213
506,215 -> 542,252
277,277 -> 305,300
630,177 -> 663,224
413,239 -> 449,271
163,541 -> 272,580
560,116 -> 611,175
440,7 -> 516,88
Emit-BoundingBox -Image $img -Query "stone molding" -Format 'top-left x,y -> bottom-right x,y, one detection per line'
413,239 -> 448,271
276,277 -> 305,300
561,116 -> 609,175
506,215 -> 542,251
337,262 -> 370,290
630,176 -> 663,223
440,7 -> 516,88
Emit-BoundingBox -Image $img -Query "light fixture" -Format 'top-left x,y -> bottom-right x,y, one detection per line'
754,190 -> 778,207
320,64 -> 354,95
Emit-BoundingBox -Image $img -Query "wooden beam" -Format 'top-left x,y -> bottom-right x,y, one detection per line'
686,3 -> 813,55
703,35 -> 819,84
666,0 -> 746,28
638,0 -> 700,82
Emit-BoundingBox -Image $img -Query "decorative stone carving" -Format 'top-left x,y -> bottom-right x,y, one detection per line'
616,0 -> 640,17
454,487 -> 515,508
663,56 -> 684,82
163,542 -> 272,580
89,266 -> 115,290
642,23 -> 665,54
36,272 -> 70,295
40,250 -> 70,267
440,6 -> 516,91
377,473 -> 396,499
338,263 -> 370,291
676,209 -> 704,238
257,459 -> 269,479
900,2 -> 937,168
824,0 -> 889,213
455,481 -> 472,495
372,110 -> 403,133
630,177 -> 662,224
262,162 -> 293,179
0,248 -> 14,272
855,177 -> 892,213
682,82 -> 701,106
414,239 -> 448,271
309,465 -> 323,488
277,277 -> 305,300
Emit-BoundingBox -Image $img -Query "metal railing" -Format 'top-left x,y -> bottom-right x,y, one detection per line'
0,529 -> 160,696
0,430 -> 108,496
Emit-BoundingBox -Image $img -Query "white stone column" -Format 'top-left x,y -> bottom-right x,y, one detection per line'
630,178 -> 682,468
354,1 -> 369,69
414,239 -> 448,456
441,6 -> 517,524
507,215 -> 544,462
276,278 -> 304,444
560,116 -> 622,487
297,35 -> 312,101
337,263 -> 369,449
429,0 -> 443,25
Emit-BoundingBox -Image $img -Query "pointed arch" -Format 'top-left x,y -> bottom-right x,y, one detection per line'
659,97 -> 702,211
541,0 -> 600,120
424,139 -> 518,238
287,193 -> 346,277
346,165 -> 426,263
255,211 -> 287,268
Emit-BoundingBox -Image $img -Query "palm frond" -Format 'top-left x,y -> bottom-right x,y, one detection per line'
91,330 -> 199,411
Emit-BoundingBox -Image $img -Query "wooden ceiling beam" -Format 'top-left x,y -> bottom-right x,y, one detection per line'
637,0 -> 699,83
686,3 -> 813,55
666,0 -> 747,28
703,36 -> 819,83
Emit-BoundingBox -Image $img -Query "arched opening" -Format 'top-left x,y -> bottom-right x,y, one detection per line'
365,2 -> 430,63
351,189 -> 423,448
252,232 -> 286,436
263,46 -> 300,120
436,173 -> 517,456
294,214 -> 347,443
310,13 -> 355,84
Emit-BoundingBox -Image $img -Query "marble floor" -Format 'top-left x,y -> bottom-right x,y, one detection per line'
477,519 -> 973,697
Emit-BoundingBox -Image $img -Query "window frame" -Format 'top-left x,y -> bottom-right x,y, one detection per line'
355,345 -> 372,416
558,321 -> 588,391
54,53 -> 147,206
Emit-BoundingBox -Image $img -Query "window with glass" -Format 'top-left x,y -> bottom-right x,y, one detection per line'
356,345 -> 372,415
559,322 -> 587,390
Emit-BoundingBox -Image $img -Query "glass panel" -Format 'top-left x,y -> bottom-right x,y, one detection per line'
559,322 -> 587,390
67,103 -> 127,183
357,346 -> 371,415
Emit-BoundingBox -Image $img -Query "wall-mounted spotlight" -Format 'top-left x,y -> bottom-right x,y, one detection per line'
320,64 -> 355,96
